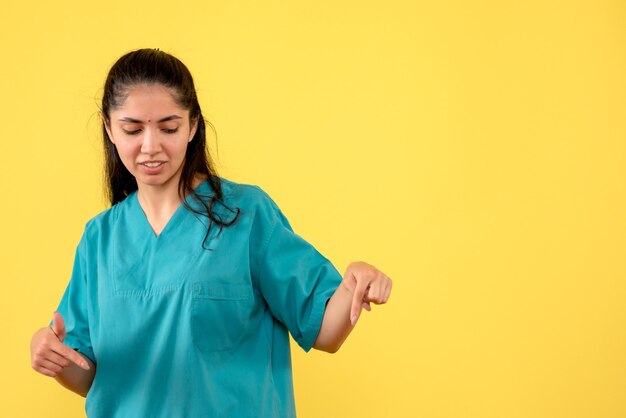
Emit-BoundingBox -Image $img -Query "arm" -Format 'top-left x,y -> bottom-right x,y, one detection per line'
313,261 -> 392,353
30,312 -> 95,397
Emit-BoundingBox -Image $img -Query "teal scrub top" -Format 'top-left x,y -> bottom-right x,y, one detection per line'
55,178 -> 342,417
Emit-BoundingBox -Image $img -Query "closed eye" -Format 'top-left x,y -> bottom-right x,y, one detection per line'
123,129 -> 141,135
163,128 -> 178,134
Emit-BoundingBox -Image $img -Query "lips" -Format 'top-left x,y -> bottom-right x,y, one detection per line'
138,161 -> 166,174
140,161 -> 165,168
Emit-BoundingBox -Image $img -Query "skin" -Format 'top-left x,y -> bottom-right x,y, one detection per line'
313,261 -> 392,353
30,312 -> 95,397
30,83 -> 392,396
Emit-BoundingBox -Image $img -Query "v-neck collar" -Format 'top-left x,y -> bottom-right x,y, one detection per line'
112,179 -> 215,296
129,180 -> 211,239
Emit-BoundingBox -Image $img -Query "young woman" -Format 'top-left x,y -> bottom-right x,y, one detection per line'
30,48 -> 392,417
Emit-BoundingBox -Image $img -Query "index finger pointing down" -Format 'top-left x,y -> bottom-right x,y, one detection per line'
52,343 -> 90,370
350,278 -> 369,326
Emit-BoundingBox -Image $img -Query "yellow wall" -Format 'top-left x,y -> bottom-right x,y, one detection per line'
1,1 -> 625,417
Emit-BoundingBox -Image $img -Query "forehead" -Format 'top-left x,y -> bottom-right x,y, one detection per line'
112,83 -> 187,117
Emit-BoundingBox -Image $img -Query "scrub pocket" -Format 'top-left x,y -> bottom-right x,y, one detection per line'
190,282 -> 252,352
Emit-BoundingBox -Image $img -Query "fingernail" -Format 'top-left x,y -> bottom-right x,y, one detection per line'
82,362 -> 90,370
351,315 -> 357,326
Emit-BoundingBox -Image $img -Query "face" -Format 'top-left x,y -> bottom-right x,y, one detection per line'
104,83 -> 198,193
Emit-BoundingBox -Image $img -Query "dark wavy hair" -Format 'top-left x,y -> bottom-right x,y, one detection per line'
100,48 -> 239,246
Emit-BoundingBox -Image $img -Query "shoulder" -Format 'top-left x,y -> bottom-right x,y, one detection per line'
80,194 -> 134,243
216,178 -> 291,233
218,178 -> 281,214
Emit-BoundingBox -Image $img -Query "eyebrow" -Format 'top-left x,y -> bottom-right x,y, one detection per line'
117,115 -> 183,123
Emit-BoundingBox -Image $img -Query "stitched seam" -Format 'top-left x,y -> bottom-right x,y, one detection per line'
113,284 -> 183,298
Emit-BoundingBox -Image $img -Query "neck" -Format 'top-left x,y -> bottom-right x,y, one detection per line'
137,181 -> 182,220
136,174 -> 206,237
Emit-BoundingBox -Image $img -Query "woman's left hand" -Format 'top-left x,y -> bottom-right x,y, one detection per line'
342,261 -> 393,325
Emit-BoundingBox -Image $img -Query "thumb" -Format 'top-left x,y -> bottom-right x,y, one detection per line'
51,311 -> 66,342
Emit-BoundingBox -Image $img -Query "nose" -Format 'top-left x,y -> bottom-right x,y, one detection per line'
140,127 -> 162,155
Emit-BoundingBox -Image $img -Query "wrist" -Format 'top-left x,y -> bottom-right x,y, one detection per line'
340,279 -> 354,295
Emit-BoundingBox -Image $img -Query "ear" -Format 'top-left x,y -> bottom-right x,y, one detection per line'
102,113 -> 115,144
188,117 -> 199,142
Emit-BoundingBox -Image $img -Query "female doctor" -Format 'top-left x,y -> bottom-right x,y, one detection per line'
30,48 -> 392,418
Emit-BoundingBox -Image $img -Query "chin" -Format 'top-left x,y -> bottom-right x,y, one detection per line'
137,176 -> 170,187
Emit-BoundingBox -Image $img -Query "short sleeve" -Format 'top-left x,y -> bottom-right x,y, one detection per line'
252,193 -> 342,352
53,234 -> 95,363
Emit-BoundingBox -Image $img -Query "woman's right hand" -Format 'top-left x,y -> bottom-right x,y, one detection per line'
30,312 -> 91,377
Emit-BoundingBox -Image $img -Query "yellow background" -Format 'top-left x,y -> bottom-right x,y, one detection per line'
1,1 -> 625,417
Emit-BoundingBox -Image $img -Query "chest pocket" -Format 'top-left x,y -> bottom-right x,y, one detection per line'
191,282 -> 253,352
